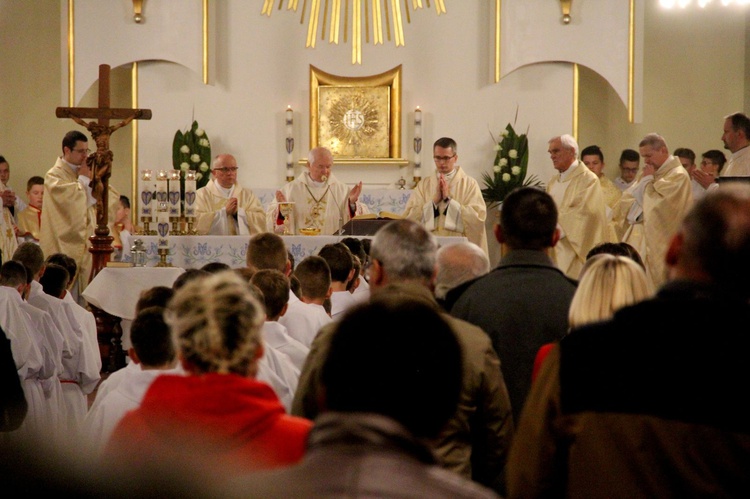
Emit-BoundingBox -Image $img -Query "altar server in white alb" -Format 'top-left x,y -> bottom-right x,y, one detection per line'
83,307 -> 183,455
0,283 -> 47,443
0,261 -> 65,441
401,137 -> 489,256
36,263 -> 101,437
194,153 -> 266,235
269,146 -> 369,235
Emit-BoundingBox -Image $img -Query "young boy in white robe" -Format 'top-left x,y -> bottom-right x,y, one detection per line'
83,306 -> 182,454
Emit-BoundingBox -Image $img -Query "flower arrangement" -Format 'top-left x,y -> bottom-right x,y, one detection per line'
481,120 -> 542,210
172,120 -> 211,191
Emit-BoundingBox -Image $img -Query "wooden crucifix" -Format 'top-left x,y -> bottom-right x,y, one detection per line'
56,63 -> 152,282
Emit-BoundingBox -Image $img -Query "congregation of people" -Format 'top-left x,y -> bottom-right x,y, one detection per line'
2,112 -> 750,498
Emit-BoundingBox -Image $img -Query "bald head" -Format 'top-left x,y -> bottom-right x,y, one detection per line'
211,154 -> 238,189
435,242 -> 490,299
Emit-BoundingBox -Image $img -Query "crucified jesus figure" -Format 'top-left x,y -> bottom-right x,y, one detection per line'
69,115 -> 136,227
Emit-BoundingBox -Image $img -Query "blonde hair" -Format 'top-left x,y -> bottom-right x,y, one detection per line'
568,254 -> 653,329
165,271 -> 265,376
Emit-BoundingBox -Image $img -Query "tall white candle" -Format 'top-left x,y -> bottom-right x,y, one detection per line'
168,169 -> 182,218
286,105 -> 294,179
286,105 -> 293,135
415,106 -> 422,139
157,201 -> 170,249
414,106 -> 422,178
140,169 -> 153,222
156,170 -> 168,209
184,170 -> 197,218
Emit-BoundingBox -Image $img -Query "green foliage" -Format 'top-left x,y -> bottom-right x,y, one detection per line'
482,122 -> 543,209
172,120 -> 211,191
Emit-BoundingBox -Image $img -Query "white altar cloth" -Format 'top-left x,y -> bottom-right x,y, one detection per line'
123,235 -> 466,269
82,267 -> 186,320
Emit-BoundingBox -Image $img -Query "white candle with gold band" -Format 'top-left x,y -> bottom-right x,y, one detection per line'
184,170 -> 197,218
140,169 -> 153,222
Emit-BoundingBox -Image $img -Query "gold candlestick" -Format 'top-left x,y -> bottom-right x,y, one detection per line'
139,219 -> 152,235
156,247 -> 171,267
185,217 -> 198,235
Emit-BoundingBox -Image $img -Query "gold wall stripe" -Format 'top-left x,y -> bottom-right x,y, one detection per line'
203,0 -> 209,84
321,0 -> 329,41
330,0 -> 341,43
131,62 -> 139,222
383,0 -> 391,42
572,63 -> 579,141
372,0 -> 383,44
353,0 -> 362,64
494,0 -> 501,83
307,0 -> 320,47
364,0 -> 370,43
68,0 -> 75,106
262,0 -> 273,15
391,0 -> 404,46
628,0 -> 635,123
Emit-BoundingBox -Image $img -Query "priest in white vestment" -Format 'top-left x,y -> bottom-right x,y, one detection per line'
39,130 -> 96,295
695,113 -> 750,194
195,154 -> 266,235
401,137 -> 488,256
546,135 -> 609,280
267,147 -> 369,235
611,134 -> 692,289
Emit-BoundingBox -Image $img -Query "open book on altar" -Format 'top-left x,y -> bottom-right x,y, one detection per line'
352,211 -> 403,221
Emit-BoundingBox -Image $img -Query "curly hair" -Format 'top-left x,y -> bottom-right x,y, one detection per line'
165,271 -> 264,376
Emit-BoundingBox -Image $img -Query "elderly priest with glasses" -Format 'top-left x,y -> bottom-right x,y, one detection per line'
194,154 -> 266,235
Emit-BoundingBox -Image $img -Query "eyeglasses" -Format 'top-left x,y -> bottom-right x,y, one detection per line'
213,167 -> 238,173
433,155 -> 456,163
73,148 -> 91,154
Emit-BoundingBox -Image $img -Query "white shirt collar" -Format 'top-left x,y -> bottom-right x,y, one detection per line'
559,160 -> 579,182
213,179 -> 235,197
62,157 -> 80,173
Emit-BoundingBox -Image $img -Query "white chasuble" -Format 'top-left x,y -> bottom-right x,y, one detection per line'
194,180 -> 266,236
40,158 -> 96,293
401,167 -> 488,256
268,172 -> 369,235
547,161 -> 608,280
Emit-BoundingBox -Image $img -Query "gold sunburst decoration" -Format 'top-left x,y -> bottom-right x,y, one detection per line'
329,92 -> 380,146
319,85 -> 390,157
261,0 -> 447,64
